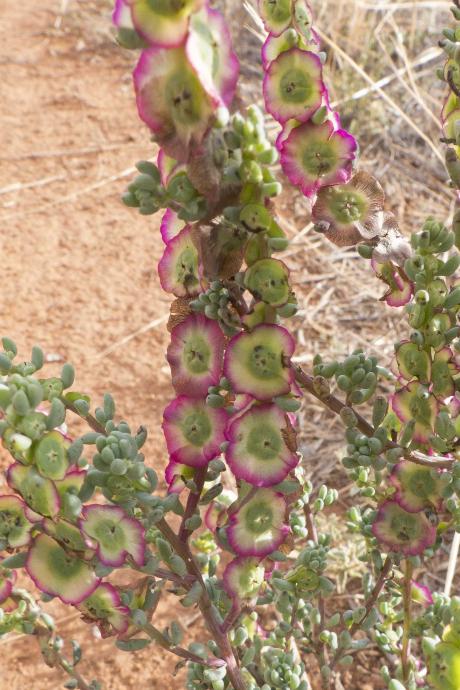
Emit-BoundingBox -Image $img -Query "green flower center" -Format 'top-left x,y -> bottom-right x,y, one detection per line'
166,71 -> 203,125
239,566 -> 263,596
181,410 -> 212,446
247,344 -> 282,380
93,519 -> 125,550
0,509 -> 24,537
245,502 -> 274,534
183,335 -> 211,375
246,423 -> 282,460
432,360 -> 452,395
408,394 -> 433,426
48,545 -> 86,579
246,260 -> 289,305
85,595 -> 112,619
175,246 -> 199,290
327,189 -> 367,224
406,469 -> 435,499
146,0 -> 190,16
389,513 -> 420,543
302,141 -> 338,177
264,0 -> 292,23
279,68 -> 313,104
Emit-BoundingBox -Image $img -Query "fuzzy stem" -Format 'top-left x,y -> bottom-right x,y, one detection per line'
401,559 -> 413,683
292,364 -> 454,469
179,467 -> 207,542
157,518 -> 247,690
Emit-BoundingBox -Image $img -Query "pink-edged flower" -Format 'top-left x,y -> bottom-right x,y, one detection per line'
280,120 -> 357,197
261,29 -> 301,69
223,324 -> 295,401
42,517 -> 91,554
0,495 -> 35,548
223,557 -> 265,602
157,149 -> 184,186
79,505 -> 145,568
371,259 -> 414,307
258,0 -> 293,36
134,46 -> 217,161
395,341 -> 431,384
204,490 -> 237,532
244,258 -> 291,307
167,314 -> 226,397
26,534 -> 100,605
411,580 -> 433,607
164,459 -> 196,494
0,567 -> 16,605
129,0 -> 204,47
158,226 -> 202,297
312,171 -> 386,245
7,464 -> 60,518
227,489 -> 289,557
162,395 -> 227,467
160,209 -> 187,244
371,500 -> 436,556
263,48 -> 325,125
112,0 -> 134,29
79,583 -> 130,637
225,403 -> 298,487
392,382 -> 438,445
186,7 -> 239,108
33,431 -> 69,481
390,461 -> 443,513
55,468 -> 86,499
292,0 -> 314,40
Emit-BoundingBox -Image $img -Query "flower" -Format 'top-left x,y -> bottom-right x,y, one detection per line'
167,314 -> 225,397
258,0 -> 293,36
410,580 -> 433,607
223,324 -> 295,401
263,48 -> 324,124
225,403 -> 298,487
134,46 -> 217,161
395,341 -> 431,384
79,505 -> 145,568
371,500 -> 436,556
129,0 -> 204,47
26,534 -> 100,605
227,489 -> 289,557
162,395 -> 227,467
160,209 -> 187,244
223,557 -> 265,601
244,258 -> 291,307
390,461 -> 443,513
280,120 -> 357,197
312,171 -> 385,245
33,431 -> 69,481
428,641 -> 460,690
392,382 -> 438,444
158,226 -> 202,297
261,29 -> 320,70
164,459 -> 196,494
432,347 -> 458,400
0,495 -> 35,548
79,583 -> 130,637
371,259 -> 414,307
7,464 -> 60,518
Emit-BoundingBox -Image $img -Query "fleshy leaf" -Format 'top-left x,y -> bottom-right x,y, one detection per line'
26,534 -> 100,605
371,499 -> 436,556
225,403 -> 298,486
263,48 -> 324,124
162,396 -> 227,467
79,505 -> 145,568
167,314 -> 226,397
280,120 -> 357,197
223,324 -> 295,400
227,489 -> 289,557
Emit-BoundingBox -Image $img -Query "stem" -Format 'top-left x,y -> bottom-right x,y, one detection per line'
401,559 -> 413,683
292,364 -> 454,469
179,467 -> 207,542
330,556 -> 393,671
143,622 -> 225,668
303,504 -> 328,672
157,518 -> 247,690
62,398 -> 106,435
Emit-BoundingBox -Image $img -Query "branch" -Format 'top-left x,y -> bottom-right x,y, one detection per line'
292,364 -> 454,469
179,468 -> 207,542
62,398 -> 106,435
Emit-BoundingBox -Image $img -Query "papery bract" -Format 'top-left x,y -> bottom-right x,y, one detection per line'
372,259 -> 414,307
227,489 -> 289,557
162,395 -> 227,467
392,382 -> 438,444
225,403 -> 298,487
165,459 -> 196,494
263,48 -> 324,124
134,46 -> 217,161
432,347 -> 457,399
395,341 -> 431,384
223,557 -> 265,602
371,499 -> 436,556
43,518 -> 90,553
411,580 -> 433,607
79,505 -> 145,568
167,314 -> 225,397
0,495 -> 35,548
244,258 -> 290,307
158,225 -> 202,297
129,0 -> 204,47
7,463 -> 60,518
223,324 -> 295,401
79,583 -> 130,637
26,534 -> 100,605
258,0 -> 293,36
280,120 -> 357,197
160,209 -> 187,244
390,460 -> 443,513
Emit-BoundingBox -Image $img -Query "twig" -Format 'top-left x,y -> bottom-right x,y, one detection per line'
401,560 -> 413,683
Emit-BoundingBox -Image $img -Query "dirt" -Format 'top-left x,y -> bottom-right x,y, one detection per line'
0,1 -> 184,687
